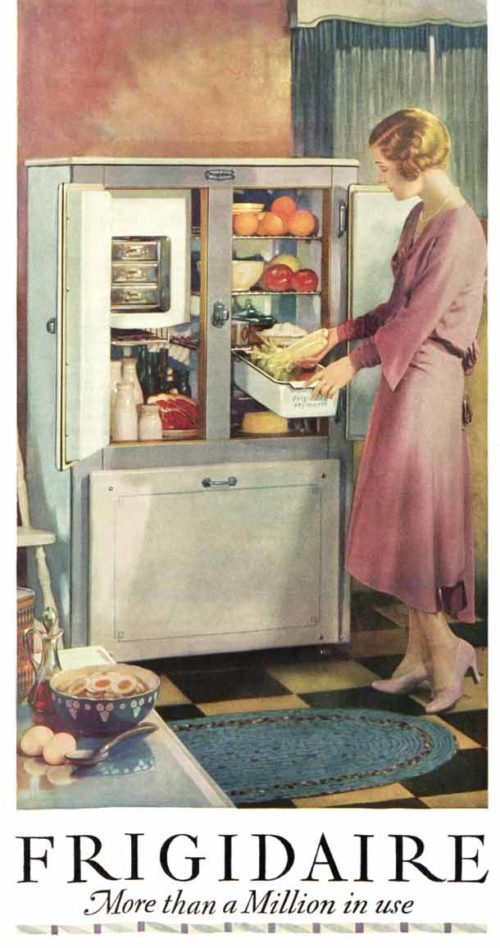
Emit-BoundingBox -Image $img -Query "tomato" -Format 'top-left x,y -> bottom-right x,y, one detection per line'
261,264 -> 294,292
291,268 -> 319,292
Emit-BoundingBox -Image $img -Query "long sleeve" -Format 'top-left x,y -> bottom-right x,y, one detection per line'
337,301 -> 393,343
373,214 -> 486,391
336,206 -> 419,345
349,339 -> 381,371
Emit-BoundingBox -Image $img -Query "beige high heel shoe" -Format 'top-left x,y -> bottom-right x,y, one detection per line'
425,640 -> 481,714
371,663 -> 431,695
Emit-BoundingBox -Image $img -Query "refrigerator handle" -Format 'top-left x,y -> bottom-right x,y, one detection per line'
337,200 -> 348,238
212,300 -> 230,327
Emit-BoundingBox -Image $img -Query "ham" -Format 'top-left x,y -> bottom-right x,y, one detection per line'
147,393 -> 198,430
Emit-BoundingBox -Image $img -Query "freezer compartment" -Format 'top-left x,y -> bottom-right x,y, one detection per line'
233,354 -> 338,418
89,459 -> 341,659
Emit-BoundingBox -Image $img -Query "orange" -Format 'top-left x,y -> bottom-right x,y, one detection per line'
270,195 -> 297,217
233,212 -> 259,236
287,210 -> 316,237
256,212 -> 287,236
276,212 -> 291,232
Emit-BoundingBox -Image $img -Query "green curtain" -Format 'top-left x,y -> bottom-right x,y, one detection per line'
291,21 -> 488,216
433,26 -> 487,216
292,21 -> 337,156
332,23 -> 431,184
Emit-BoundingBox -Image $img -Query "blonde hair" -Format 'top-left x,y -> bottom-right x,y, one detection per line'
369,109 -> 451,181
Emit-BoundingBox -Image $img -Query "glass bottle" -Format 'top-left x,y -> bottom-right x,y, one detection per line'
122,356 -> 144,406
23,607 -> 62,712
156,347 -> 170,394
173,367 -> 192,397
138,404 -> 163,441
142,349 -> 158,400
136,345 -> 148,389
110,360 -> 122,412
111,382 -> 138,441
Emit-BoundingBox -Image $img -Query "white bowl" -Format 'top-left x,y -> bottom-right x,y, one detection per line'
232,260 -> 265,291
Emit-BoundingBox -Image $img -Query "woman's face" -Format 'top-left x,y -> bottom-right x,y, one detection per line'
370,145 -> 423,200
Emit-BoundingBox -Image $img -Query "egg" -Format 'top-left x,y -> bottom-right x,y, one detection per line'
85,672 -> 115,694
23,757 -> 50,777
19,725 -> 54,757
42,732 -> 77,766
46,764 -> 76,786
65,676 -> 89,696
85,670 -> 126,694
110,675 -> 138,696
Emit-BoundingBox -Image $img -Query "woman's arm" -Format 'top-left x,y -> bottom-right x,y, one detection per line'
295,301 -> 393,370
374,222 -> 486,391
311,339 -> 381,399
336,301 -> 394,343
311,355 -> 357,399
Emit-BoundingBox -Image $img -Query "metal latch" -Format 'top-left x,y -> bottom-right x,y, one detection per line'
46,318 -> 57,334
212,301 -> 230,327
337,200 -> 348,237
202,476 -> 237,488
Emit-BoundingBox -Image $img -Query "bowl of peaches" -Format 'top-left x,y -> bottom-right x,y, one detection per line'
48,664 -> 160,735
232,195 -> 318,238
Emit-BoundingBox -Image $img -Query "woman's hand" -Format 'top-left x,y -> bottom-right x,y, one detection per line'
295,326 -> 339,369
311,356 -> 356,399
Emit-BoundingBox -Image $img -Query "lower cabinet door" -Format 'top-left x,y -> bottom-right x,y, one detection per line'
89,459 -> 342,659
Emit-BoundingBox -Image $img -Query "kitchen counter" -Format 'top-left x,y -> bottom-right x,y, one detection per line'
17,646 -> 233,809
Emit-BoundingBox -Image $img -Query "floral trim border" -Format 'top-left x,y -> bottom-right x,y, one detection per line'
17,921 -> 487,935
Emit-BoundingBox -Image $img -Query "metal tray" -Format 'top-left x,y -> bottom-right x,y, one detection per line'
233,355 -> 338,419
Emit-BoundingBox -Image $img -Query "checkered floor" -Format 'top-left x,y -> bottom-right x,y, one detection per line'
141,591 -> 488,809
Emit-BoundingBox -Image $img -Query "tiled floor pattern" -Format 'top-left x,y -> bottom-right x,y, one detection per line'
142,592 -> 488,808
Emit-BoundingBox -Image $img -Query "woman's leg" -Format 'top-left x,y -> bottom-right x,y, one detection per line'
414,611 -> 460,691
391,607 -> 430,677
413,609 -> 480,712
371,605 -> 431,693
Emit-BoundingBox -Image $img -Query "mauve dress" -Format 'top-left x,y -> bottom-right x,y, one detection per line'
337,202 -> 487,621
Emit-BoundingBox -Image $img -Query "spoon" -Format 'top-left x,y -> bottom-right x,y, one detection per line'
65,722 -> 158,767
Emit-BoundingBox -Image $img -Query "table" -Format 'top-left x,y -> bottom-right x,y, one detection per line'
17,645 -> 233,809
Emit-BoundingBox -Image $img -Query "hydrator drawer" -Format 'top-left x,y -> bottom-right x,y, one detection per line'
89,459 -> 341,659
233,356 -> 339,418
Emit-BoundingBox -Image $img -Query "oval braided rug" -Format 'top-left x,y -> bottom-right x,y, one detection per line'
170,709 -> 456,803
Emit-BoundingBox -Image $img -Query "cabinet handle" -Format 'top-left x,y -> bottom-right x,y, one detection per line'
212,300 -> 230,327
337,200 -> 348,237
202,476 -> 237,488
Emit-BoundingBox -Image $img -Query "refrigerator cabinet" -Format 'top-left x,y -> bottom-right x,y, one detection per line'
89,459 -> 340,659
25,158 -> 408,657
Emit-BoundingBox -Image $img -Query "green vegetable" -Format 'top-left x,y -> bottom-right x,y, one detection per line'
250,328 -> 328,381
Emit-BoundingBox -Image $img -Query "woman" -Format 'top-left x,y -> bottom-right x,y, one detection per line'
307,108 -> 486,713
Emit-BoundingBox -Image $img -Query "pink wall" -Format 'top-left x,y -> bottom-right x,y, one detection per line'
17,0 -> 292,439
19,0 -> 292,160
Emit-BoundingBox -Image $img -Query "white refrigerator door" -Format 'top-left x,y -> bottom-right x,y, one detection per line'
59,184 -> 112,467
346,185 -> 419,440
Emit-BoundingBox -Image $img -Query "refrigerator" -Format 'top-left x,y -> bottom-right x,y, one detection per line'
25,158 -> 415,660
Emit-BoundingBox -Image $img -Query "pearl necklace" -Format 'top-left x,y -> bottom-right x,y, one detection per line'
419,187 -> 460,225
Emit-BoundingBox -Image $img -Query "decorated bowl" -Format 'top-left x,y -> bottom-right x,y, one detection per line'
49,664 -> 161,735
